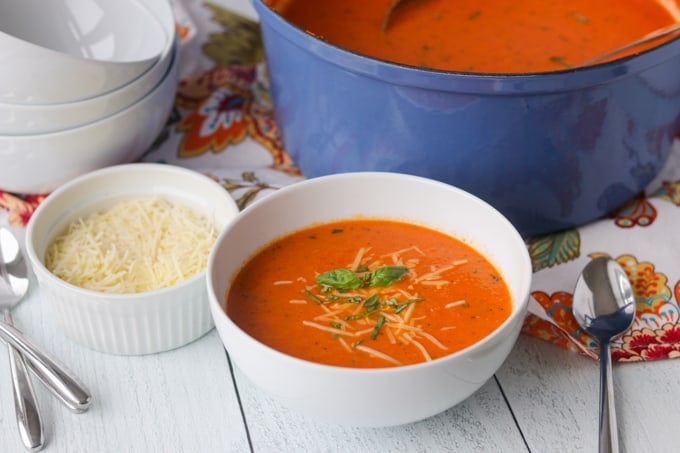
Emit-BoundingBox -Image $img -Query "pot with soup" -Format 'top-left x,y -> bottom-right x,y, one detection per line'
253,0 -> 680,235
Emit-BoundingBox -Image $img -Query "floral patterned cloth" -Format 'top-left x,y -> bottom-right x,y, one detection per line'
2,0 -> 680,363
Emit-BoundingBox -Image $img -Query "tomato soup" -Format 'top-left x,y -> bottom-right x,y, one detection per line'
266,0 -> 675,73
226,219 -> 512,368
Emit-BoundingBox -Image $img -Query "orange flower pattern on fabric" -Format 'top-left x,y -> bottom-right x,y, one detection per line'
522,291 -> 597,355
0,192 -> 46,226
610,193 -> 657,228
175,64 -> 295,173
521,314 -> 591,356
176,65 -> 255,155
615,254 -> 675,329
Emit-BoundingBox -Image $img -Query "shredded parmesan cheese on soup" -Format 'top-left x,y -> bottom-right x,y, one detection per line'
45,197 -> 217,294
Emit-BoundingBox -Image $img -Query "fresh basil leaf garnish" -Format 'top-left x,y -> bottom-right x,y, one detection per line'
368,266 -> 409,287
394,297 -> 424,314
304,289 -> 324,305
316,268 -> 363,289
383,298 -> 399,307
371,315 -> 387,340
363,294 -> 380,311
304,289 -> 324,304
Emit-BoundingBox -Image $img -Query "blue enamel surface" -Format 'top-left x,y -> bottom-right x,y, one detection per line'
253,0 -> 680,236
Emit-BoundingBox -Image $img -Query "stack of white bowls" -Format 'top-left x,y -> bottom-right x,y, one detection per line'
0,0 -> 178,194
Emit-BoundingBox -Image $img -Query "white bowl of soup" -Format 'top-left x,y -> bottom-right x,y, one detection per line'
207,172 -> 532,427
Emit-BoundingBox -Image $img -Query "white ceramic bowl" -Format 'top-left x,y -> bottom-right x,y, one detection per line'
0,41 -> 178,194
0,0 -> 170,104
0,0 -> 176,135
207,172 -> 532,427
0,39 -> 176,136
25,163 -> 240,355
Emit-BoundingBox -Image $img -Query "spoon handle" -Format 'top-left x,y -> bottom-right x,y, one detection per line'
599,341 -> 619,453
5,311 -> 44,451
0,319 -> 92,413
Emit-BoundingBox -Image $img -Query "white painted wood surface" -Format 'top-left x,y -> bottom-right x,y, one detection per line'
2,258 -> 678,452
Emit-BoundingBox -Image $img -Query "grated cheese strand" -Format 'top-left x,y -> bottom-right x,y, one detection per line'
354,345 -> 402,366
403,333 -> 432,362
418,331 -> 448,350
350,247 -> 369,271
302,320 -> 355,337
445,300 -> 467,309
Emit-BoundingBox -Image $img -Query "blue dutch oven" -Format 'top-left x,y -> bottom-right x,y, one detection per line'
252,0 -> 680,236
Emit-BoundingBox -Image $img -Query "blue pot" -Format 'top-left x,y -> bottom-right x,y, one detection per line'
252,0 -> 680,236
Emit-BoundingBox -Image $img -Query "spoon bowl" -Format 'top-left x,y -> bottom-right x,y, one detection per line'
573,256 -> 636,453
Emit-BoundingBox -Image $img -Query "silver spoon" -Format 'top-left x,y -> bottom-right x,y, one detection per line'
0,227 -> 43,451
573,256 -> 636,453
0,228 -> 92,414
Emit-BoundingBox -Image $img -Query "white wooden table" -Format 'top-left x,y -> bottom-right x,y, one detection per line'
0,229 -> 677,453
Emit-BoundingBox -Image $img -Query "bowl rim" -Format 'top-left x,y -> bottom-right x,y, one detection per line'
0,35 -> 177,112
252,0 -> 680,94
25,163 -> 240,303
2,40 -> 177,140
0,0 -> 176,107
207,171 -> 532,375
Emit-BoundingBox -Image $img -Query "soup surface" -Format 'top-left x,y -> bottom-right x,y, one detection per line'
226,219 -> 512,368
267,0 -> 675,73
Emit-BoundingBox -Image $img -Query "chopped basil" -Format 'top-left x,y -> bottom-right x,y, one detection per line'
363,294 -> 380,311
311,265 -> 420,333
383,297 -> 399,307
367,266 -> 409,287
316,268 -> 363,289
343,296 -> 363,304
345,310 -> 376,321
549,56 -> 571,68
394,298 -> 424,314
304,289 -> 324,304
316,265 -> 409,290
371,315 -> 387,340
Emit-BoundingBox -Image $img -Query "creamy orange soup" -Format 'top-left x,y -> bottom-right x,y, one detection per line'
267,0 -> 675,73
226,219 -> 512,368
